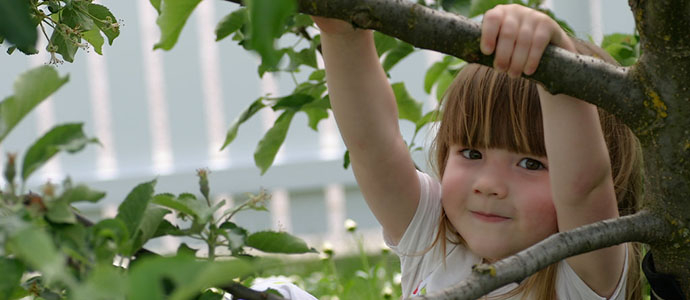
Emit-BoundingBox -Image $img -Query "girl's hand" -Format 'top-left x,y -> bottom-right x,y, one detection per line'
311,16 -> 359,36
480,4 -> 576,78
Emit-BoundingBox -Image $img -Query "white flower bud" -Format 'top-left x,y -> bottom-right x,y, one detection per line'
344,218 -> 357,232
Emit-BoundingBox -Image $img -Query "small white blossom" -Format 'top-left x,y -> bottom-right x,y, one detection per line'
322,241 -> 334,257
393,273 -> 402,285
382,282 -> 393,299
344,218 -> 357,232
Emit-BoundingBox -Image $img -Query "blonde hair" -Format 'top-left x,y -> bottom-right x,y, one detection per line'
428,40 -> 644,300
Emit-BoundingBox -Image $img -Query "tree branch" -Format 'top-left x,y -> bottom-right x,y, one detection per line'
222,0 -> 650,129
413,210 -> 672,300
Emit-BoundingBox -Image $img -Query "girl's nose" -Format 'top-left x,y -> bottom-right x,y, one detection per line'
473,171 -> 508,199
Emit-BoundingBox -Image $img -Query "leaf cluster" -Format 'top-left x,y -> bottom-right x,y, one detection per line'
0,0 -> 120,63
0,67 -> 317,300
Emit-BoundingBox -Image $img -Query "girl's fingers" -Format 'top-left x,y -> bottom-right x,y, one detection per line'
493,14 -> 519,72
481,6 -> 504,55
523,20 -> 552,75
508,19 -> 535,78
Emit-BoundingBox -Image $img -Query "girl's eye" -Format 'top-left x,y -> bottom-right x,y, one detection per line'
518,158 -> 546,170
460,149 -> 482,160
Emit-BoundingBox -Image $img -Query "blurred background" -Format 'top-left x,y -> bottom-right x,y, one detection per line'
0,0 -> 635,256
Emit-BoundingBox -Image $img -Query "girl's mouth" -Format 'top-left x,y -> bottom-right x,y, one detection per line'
471,211 -> 511,223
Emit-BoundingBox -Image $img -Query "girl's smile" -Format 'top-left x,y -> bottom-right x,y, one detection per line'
470,210 -> 511,223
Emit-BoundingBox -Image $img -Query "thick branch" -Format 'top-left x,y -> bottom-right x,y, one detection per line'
413,210 -> 672,300
224,0 -> 649,129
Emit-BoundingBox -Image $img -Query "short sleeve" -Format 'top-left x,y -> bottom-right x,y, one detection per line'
556,244 -> 629,300
385,170 -> 443,255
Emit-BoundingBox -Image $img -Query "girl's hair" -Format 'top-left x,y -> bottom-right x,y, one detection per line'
428,39 -> 644,300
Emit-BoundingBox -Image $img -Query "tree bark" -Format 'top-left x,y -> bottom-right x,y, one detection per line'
627,0 -> 690,295
225,0 -> 690,297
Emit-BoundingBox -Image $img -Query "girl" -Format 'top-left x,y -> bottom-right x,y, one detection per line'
315,3 -> 642,300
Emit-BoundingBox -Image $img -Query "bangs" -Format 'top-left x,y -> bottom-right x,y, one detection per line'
434,64 -> 546,175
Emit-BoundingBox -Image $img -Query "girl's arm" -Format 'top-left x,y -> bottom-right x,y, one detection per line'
480,5 -> 625,297
314,17 -> 420,244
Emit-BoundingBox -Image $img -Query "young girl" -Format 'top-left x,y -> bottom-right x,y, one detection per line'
314,4 -> 643,300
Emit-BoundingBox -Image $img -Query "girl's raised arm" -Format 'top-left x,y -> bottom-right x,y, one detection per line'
480,5 -> 626,297
314,17 -> 420,244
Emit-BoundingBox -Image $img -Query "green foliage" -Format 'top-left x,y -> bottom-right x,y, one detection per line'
21,123 -> 99,181
0,99 -> 317,298
127,255 -> 252,300
255,110 -> 295,174
0,0 -> 120,61
601,33 -> 640,66
247,0 -> 297,69
0,66 -> 69,144
216,8 -> 248,41
153,0 -> 202,50
0,0 -> 38,53
246,231 -> 317,254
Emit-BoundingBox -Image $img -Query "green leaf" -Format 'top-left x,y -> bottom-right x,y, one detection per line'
247,0 -> 297,68
130,206 -> 170,254
6,226 -> 65,281
82,29 -> 104,55
72,264 -> 127,300
416,110 -> 439,133
150,0 -> 162,14
153,0 -> 202,50
441,0 -> 471,16
254,110 -> 295,175
273,94 -> 314,111
302,96 -> 330,131
382,42 -> 414,72
601,33 -> 636,49
50,26 -> 79,63
221,98 -> 265,150
88,4 -> 120,45
424,60 -> 450,94
46,202 -> 77,224
343,150 -> 350,169
60,184 -> 106,204
286,47 -> 317,70
116,180 -> 157,240
0,66 -> 69,144
218,222 -> 249,249
0,0 -> 38,53
62,5 -> 96,31
197,290 -> 224,300
308,69 -> 326,82
216,8 -> 247,41
469,0 -> 511,18
21,123 -> 99,181
435,69 -> 456,102
0,258 -> 24,300
90,218 -> 129,262
128,255 -> 252,300
176,243 -> 198,256
152,193 -> 212,222
246,231 -> 316,254
373,32 -> 397,57
392,82 -> 422,123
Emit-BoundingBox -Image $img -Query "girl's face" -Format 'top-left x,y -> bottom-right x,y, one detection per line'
442,146 -> 557,261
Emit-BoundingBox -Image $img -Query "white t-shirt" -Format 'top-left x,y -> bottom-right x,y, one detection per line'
384,171 -> 629,299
